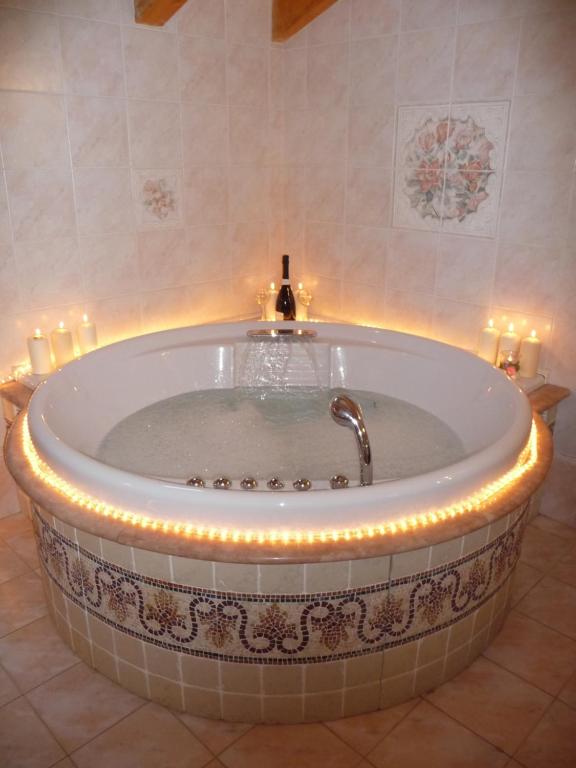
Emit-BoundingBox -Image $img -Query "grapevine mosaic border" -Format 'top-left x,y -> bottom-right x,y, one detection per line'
35,504 -> 527,665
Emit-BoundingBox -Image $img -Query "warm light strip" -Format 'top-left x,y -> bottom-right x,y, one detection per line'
21,416 -> 538,546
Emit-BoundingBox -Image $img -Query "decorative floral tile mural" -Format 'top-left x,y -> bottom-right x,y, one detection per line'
35,504 -> 526,664
393,102 -> 509,237
134,170 -> 181,228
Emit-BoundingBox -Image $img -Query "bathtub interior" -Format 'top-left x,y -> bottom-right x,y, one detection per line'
30,322 -> 529,462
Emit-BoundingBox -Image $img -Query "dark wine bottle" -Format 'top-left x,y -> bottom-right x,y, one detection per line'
275,254 -> 296,321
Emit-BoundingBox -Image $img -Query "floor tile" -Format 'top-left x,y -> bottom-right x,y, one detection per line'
71,702 -> 213,768
0,696 -> 65,768
483,610 -> 576,695
325,698 -> 418,755
519,525 -> 573,572
530,515 -> 576,542
0,571 -> 48,637
425,656 -> 552,754
0,616 -> 80,692
0,485 -> 19,520
52,761 -> 76,768
550,547 -> 576,589
219,723 -> 360,768
516,576 -> 576,640
367,700 -> 508,768
27,662 -> 144,752
539,458 -> 576,529
0,540 -> 30,584
178,712 -> 252,754
509,563 -> 544,607
0,512 -> 33,540
0,663 -> 20,706
558,669 -> 576,710
5,530 -> 41,569
514,700 -> 576,768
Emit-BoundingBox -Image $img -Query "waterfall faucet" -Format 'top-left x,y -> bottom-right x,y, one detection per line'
330,395 -> 373,486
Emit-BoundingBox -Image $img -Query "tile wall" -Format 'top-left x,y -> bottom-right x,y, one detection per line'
0,0 -> 278,370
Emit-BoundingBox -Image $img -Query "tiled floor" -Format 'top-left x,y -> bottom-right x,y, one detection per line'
1,460 -> 576,768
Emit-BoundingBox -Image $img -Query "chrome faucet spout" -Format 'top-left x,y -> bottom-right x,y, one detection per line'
330,394 -> 373,486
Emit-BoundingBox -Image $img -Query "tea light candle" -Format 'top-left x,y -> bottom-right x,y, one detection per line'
77,314 -> 97,355
477,318 -> 500,364
519,329 -> 541,378
265,281 -> 278,322
498,323 -> 520,365
51,321 -> 74,368
27,329 -> 52,375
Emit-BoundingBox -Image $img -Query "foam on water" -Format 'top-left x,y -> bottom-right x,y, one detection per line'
97,387 -> 466,487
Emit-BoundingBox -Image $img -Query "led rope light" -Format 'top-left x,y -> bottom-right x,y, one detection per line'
21,416 -> 538,546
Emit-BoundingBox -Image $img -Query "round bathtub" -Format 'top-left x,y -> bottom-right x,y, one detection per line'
5,321 -> 551,722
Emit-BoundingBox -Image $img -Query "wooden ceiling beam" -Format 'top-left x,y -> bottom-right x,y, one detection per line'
273,0 -> 339,42
134,0 -> 187,27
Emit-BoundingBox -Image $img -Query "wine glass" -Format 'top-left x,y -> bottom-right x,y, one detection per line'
296,287 -> 312,320
256,288 -> 269,321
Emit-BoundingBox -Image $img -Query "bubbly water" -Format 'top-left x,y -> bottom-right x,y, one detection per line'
97,386 -> 465,487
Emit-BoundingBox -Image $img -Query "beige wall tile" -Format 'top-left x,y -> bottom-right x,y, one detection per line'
149,674 -> 184,710
345,652 -> 383,687
397,28 -> 454,102
123,26 -> 179,101
380,671 -> 415,709
0,8 -> 62,92
221,662 -> 261,694
342,682 -> 381,717
132,546 -> 172,580
100,539 -> 133,570
179,36 -> 226,104
351,0 -> 400,38
7,169 -> 76,243
453,19 -> 520,100
261,694 -> 304,723
417,628 -> 449,666
0,92 -> 68,170
390,547 -> 430,579
303,690 -> 343,721
178,0 -> 225,39
171,554 -> 214,588
258,563 -> 305,594
144,643 -> 179,680
221,692 -> 262,722
382,642 -> 418,677
60,17 -> 123,97
93,644 -> 118,682
114,631 -> 145,668
262,664 -> 304,695
184,685 -> 222,718
118,660 -> 149,698
181,655 -> 220,689
214,562 -> 258,592
305,660 -> 345,693
305,560 -> 350,592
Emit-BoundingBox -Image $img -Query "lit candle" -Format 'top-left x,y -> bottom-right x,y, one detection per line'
498,323 -> 520,365
77,314 -> 98,355
27,329 -> 52,375
265,281 -> 277,322
519,329 -> 541,378
51,321 -> 75,368
296,282 -> 308,321
477,318 -> 500,364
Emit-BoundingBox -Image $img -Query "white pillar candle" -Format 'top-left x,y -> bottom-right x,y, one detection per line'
51,321 -> 75,368
77,314 -> 98,355
27,329 -> 52,375
519,329 -> 541,378
265,281 -> 278,322
296,282 -> 308,321
498,323 -> 520,365
477,319 -> 500,364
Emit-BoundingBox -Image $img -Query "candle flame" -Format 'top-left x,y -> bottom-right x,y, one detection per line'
269,281 -> 275,290
298,282 -> 303,290
488,318 -> 494,328
82,313 -> 89,323
508,323 -> 514,332
530,329 -> 537,338
34,328 -> 42,337
58,321 -> 64,330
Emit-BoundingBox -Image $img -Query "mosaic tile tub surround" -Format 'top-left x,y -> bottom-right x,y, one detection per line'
32,500 -> 526,722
